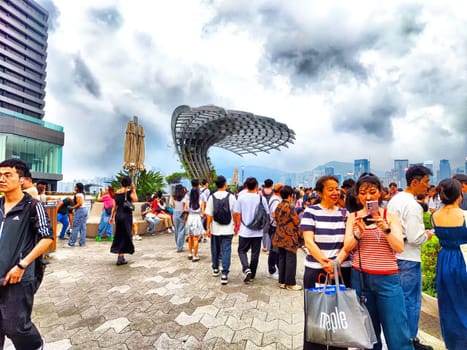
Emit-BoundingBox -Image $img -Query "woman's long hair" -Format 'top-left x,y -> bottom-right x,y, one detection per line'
174,184 -> 185,201
189,187 -> 200,210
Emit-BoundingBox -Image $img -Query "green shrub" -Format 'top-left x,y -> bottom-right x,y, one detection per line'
421,235 -> 440,297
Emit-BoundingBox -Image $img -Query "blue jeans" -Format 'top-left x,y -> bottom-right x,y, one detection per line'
69,207 -> 88,246
57,212 -> 69,239
211,234 -> 233,275
173,210 -> 185,251
144,215 -> 160,233
398,259 -> 422,338
351,269 -> 414,350
97,209 -> 113,238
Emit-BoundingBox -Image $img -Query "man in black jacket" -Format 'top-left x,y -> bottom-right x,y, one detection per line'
0,159 -> 53,350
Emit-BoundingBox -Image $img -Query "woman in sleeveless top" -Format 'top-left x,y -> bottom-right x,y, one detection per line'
344,174 -> 413,350
432,178 -> 467,350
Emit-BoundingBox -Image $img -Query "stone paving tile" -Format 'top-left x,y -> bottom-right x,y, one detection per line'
231,327 -> 263,346
25,232 -> 445,349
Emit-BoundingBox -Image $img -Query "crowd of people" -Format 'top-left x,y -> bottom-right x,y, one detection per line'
1,157 -> 466,350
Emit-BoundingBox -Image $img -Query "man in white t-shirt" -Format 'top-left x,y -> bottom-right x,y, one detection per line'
387,165 -> 434,350
233,177 -> 269,283
205,176 -> 236,285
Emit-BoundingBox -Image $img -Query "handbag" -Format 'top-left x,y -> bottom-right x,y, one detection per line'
123,191 -> 135,211
304,261 -> 377,348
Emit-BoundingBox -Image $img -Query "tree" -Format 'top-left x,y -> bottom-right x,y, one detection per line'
165,171 -> 187,184
111,169 -> 165,200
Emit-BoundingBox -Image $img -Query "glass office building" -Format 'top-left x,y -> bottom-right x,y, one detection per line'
0,0 -> 64,189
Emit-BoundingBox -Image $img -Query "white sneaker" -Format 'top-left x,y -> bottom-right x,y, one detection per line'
268,271 -> 279,279
133,234 -> 142,240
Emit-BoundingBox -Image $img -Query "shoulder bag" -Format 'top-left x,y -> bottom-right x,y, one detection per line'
123,190 -> 135,211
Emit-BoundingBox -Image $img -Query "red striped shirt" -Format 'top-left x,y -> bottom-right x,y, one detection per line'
352,211 -> 398,274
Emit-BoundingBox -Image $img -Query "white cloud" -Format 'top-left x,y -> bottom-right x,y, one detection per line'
37,0 -> 467,181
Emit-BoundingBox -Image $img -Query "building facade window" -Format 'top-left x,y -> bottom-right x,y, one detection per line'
0,133 -> 62,174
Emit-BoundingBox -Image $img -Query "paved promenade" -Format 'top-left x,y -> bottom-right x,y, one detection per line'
6,232 -> 446,349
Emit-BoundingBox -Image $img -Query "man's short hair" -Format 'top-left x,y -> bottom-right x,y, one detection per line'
215,175 -> 227,189
453,174 -> 467,184
201,179 -> 208,186
245,177 -> 258,191
263,179 -> 273,188
0,158 -> 31,178
405,165 -> 432,186
191,178 -> 199,187
389,182 -> 397,188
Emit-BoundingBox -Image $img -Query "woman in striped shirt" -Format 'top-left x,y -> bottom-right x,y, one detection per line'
343,174 -> 413,350
300,175 -> 351,350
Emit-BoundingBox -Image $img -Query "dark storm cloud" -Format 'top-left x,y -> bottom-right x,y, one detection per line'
71,54 -> 101,98
36,0 -> 60,31
332,87 -> 405,141
88,7 -> 123,29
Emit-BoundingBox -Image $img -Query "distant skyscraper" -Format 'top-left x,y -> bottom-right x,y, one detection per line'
439,159 -> 451,180
394,159 -> 409,188
423,160 -> 434,184
354,159 -> 370,179
324,167 -> 334,176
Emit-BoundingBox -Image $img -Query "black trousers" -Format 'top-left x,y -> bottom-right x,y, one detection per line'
0,281 -> 42,350
277,247 -> 297,285
237,236 -> 262,277
267,225 -> 278,274
303,266 -> 351,350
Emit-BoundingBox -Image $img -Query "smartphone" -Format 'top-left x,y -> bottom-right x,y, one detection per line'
366,200 -> 379,216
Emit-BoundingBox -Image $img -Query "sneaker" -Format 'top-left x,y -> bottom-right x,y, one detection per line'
188,255 -> 193,260
268,271 -> 279,279
107,236 -> 114,242
212,269 -> 220,277
286,285 -> 303,291
192,256 -> 200,262
63,243 -> 74,248
133,234 -> 142,241
167,228 -> 173,233
412,338 -> 434,350
116,256 -> 128,265
221,274 -> 228,285
95,237 -> 102,242
243,268 -> 252,283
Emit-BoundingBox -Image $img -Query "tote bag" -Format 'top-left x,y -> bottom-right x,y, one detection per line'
304,261 -> 377,348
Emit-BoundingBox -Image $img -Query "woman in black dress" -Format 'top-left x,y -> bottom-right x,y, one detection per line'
110,176 -> 138,265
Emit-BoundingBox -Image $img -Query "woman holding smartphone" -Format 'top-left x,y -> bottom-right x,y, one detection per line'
300,175 -> 351,350
343,174 -> 413,350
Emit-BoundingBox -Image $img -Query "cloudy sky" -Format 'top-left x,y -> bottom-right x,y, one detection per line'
37,0 -> 467,181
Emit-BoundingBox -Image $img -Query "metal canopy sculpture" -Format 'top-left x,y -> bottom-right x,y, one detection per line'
171,105 -> 296,181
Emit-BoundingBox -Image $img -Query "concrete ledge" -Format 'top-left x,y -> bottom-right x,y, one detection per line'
86,202 -> 165,237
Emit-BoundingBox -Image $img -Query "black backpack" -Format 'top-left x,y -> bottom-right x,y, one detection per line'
243,195 -> 269,230
213,192 -> 232,225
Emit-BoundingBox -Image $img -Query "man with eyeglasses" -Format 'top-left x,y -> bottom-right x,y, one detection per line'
0,159 -> 53,349
388,165 -> 434,350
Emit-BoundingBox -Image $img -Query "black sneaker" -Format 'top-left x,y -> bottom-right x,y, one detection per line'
116,256 -> 128,266
221,274 -> 228,285
412,338 -> 434,350
212,269 -> 220,277
243,268 -> 252,283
